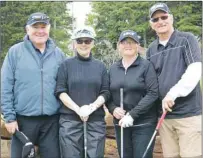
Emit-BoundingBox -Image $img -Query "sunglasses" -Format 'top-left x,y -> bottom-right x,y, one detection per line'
76,39 -> 92,45
151,15 -> 168,23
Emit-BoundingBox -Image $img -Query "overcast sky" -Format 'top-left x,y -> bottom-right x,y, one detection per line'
68,2 -> 92,28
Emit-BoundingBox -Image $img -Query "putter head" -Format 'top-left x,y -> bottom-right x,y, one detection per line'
14,130 -> 35,158
22,142 -> 35,158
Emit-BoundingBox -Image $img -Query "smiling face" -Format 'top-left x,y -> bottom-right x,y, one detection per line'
150,10 -> 174,36
26,23 -> 50,47
118,37 -> 139,57
74,37 -> 94,58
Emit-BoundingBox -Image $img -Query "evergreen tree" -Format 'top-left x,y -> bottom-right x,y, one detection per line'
0,1 -> 72,59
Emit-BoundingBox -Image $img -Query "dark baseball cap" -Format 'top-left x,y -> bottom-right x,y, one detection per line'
119,30 -> 140,44
149,3 -> 171,18
27,12 -> 50,25
14,130 -> 35,158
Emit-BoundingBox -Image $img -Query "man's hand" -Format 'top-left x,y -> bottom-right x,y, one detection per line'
162,95 -> 175,112
113,107 -> 126,120
5,121 -> 18,134
79,104 -> 98,118
119,113 -> 134,128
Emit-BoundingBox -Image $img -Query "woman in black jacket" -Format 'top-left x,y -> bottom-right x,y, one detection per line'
107,30 -> 159,158
55,26 -> 110,158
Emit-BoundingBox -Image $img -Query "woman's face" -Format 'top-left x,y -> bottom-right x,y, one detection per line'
75,37 -> 94,58
118,38 -> 138,57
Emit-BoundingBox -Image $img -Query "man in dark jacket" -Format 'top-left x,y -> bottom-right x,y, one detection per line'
147,3 -> 202,158
1,12 -> 65,158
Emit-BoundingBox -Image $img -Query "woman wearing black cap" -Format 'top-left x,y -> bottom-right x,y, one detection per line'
107,30 -> 159,158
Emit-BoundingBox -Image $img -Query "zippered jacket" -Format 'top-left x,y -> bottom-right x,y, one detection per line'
107,55 -> 159,125
1,35 -> 65,123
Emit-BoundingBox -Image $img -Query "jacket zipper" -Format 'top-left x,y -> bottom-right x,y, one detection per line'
40,60 -> 43,115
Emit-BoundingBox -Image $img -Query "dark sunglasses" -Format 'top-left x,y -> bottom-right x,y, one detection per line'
76,39 -> 92,45
151,15 -> 168,23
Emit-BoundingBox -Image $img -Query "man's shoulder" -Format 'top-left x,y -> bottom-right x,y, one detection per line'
174,30 -> 196,42
54,47 -> 66,56
175,30 -> 194,38
9,41 -> 24,51
148,39 -> 158,50
7,41 -> 25,58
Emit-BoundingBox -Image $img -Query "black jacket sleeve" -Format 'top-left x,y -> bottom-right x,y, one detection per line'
129,62 -> 158,118
99,64 -> 110,102
54,61 -> 68,98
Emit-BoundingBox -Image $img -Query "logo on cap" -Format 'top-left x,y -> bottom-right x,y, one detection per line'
72,26 -> 96,40
119,30 -> 140,44
123,31 -> 135,37
27,12 -> 50,25
149,3 -> 170,18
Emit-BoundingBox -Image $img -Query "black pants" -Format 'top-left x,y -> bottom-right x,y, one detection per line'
114,123 -> 156,158
11,115 -> 60,158
59,114 -> 106,158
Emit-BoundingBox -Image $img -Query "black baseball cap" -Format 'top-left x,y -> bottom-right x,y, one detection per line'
119,30 -> 140,44
27,12 -> 50,25
149,3 -> 171,18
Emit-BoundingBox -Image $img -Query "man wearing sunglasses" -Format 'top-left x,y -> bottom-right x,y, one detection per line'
147,3 -> 202,158
1,12 -> 65,158
55,26 -> 110,158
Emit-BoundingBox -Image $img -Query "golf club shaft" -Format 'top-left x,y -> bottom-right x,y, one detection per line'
120,88 -> 124,158
115,122 -> 152,128
84,121 -> 87,158
142,111 -> 167,158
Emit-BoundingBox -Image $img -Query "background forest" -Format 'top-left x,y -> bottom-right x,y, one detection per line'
0,1 -> 202,68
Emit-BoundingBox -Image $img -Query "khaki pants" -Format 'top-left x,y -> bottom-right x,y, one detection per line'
159,115 -> 202,158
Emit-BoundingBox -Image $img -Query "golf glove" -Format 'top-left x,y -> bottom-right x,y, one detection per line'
79,104 -> 98,117
119,113 -> 134,128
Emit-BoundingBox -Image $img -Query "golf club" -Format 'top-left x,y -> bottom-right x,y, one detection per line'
115,122 -> 152,128
120,88 -> 124,158
84,121 -> 87,158
142,111 -> 167,158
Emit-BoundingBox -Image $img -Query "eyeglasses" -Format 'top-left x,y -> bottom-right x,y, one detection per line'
76,39 -> 92,45
150,15 -> 168,23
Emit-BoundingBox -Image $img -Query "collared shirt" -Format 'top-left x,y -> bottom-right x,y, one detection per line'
146,30 -> 202,118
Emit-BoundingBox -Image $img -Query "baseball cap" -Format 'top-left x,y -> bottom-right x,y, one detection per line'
27,12 -> 50,25
72,26 -> 96,40
118,30 -> 140,44
149,3 -> 171,18
14,130 -> 35,158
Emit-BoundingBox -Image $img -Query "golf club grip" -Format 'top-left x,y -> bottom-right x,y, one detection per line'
14,130 -> 30,144
120,88 -> 123,109
156,111 -> 167,130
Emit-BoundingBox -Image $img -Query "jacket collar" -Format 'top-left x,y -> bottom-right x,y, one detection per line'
117,54 -> 141,68
76,52 -> 92,61
157,30 -> 177,48
24,35 -> 56,55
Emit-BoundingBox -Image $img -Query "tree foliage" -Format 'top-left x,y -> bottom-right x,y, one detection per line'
86,1 -> 202,66
0,1 -> 72,59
